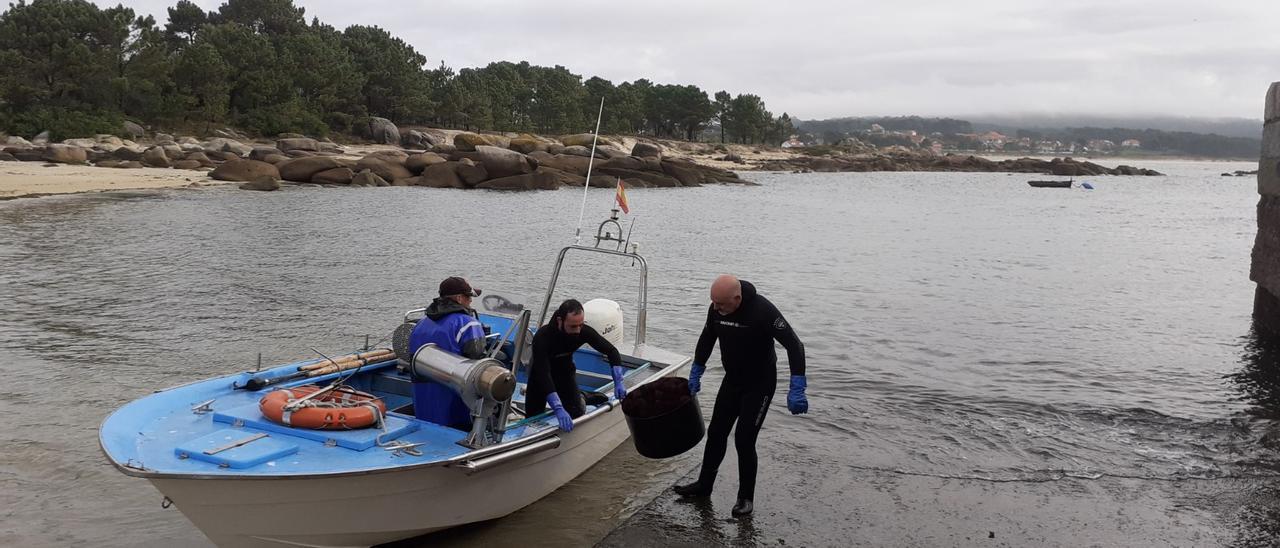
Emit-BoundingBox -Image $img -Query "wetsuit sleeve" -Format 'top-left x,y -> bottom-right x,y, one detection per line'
530,329 -> 556,391
767,304 -> 806,376
581,325 -> 622,366
693,305 -> 716,366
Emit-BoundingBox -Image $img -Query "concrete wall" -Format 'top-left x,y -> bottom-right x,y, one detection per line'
1251,82 -> 1280,333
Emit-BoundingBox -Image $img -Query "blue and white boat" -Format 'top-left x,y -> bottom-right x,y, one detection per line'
99,216 -> 692,547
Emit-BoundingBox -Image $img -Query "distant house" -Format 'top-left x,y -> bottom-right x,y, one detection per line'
781,135 -> 805,148
1121,139 -> 1142,148
1086,139 -> 1116,151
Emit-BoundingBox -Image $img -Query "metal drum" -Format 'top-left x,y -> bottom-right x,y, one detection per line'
410,344 -> 516,403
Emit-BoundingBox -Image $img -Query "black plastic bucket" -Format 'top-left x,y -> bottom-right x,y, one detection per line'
622,377 -> 705,459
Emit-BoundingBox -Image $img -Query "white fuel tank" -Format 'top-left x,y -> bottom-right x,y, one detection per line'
583,298 -> 624,346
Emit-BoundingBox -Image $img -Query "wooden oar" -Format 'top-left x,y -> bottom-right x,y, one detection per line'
298,349 -> 396,372
236,349 -> 395,391
306,351 -> 396,377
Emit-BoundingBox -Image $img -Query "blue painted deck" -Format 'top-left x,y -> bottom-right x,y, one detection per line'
100,314 -> 651,478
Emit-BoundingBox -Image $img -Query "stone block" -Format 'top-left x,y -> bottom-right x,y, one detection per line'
1260,156 -> 1280,197
1264,121 -> 1280,157
1267,82 -> 1280,123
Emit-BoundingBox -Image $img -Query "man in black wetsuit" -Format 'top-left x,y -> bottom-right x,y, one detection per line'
674,274 -> 809,517
527,299 -> 628,432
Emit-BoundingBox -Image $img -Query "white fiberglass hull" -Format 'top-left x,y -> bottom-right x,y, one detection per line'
153,408 -> 632,548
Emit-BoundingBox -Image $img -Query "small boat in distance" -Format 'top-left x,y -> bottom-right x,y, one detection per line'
1028,179 -> 1073,188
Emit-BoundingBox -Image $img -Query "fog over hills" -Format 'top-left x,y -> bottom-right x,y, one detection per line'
965,115 -> 1262,139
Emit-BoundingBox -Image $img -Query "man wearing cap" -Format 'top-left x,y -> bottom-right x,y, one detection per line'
408,276 -> 486,427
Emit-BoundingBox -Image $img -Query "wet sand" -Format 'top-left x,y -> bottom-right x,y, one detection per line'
0,163 -> 220,199
597,444 -> 1278,547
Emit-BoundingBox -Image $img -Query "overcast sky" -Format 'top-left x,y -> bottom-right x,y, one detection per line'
103,0 -> 1280,120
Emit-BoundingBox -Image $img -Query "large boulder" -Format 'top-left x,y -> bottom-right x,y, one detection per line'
172,159 -> 203,170
183,151 -> 216,167
475,171 -> 560,191
419,162 -> 465,188
238,177 -> 280,191
559,133 -> 613,148
11,149 -> 46,162
455,160 -> 488,187
142,146 -> 170,168
249,147 -> 283,162
364,149 -> 409,165
31,131 -> 50,145
599,156 -> 647,171
110,147 -> 145,162
0,152 -> 16,162
598,167 -> 682,187
474,145 -> 535,178
261,154 -> 289,165
561,145 -> 594,158
161,144 -> 185,160
534,167 -> 613,187
358,117 -> 400,144
350,169 -> 387,186
401,129 -> 436,150
316,140 -> 343,154
122,121 -> 145,138
536,153 -> 591,176
312,167 -> 355,185
596,146 -> 629,160
405,152 -> 447,174
454,133 -> 510,152
660,160 -> 703,186
5,136 -> 32,148
278,156 -> 345,182
62,138 -> 96,149
203,138 -> 252,157
509,133 -> 554,154
277,138 -> 319,153
355,156 -> 412,183
42,144 -> 88,164
211,160 -> 280,182
631,142 -> 662,159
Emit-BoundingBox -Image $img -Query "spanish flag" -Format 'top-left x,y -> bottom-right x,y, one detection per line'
615,178 -> 630,214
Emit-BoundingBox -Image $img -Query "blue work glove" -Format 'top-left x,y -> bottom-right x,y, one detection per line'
787,375 -> 808,415
546,392 -> 574,432
611,366 -> 627,401
688,362 -> 706,395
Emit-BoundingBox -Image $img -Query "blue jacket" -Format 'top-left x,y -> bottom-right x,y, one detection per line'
409,298 -> 486,358
408,297 -> 486,427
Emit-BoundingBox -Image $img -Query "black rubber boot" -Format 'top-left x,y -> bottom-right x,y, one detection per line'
673,480 -> 712,498
731,498 -> 753,517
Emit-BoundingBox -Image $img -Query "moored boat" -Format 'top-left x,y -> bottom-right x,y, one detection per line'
1027,179 -> 1074,188
99,214 -> 690,547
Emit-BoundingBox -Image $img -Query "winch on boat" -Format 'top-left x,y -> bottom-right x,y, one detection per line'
411,343 -> 517,448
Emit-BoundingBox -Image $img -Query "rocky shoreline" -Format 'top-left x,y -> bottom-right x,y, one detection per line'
1,119 -> 749,193
2,117 -> 1169,198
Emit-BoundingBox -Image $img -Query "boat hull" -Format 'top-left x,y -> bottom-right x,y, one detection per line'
153,403 -> 634,547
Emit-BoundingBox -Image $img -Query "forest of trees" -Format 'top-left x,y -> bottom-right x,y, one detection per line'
0,0 -> 796,143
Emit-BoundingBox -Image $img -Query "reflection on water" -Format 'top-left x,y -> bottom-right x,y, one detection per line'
1229,325 -> 1280,420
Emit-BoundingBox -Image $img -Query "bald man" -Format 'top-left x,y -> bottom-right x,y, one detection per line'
674,275 -> 808,517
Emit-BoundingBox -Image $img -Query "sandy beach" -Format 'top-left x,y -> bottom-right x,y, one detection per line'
0,162 -> 223,200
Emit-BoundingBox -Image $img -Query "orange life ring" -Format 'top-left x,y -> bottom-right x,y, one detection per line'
258,385 -> 387,430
